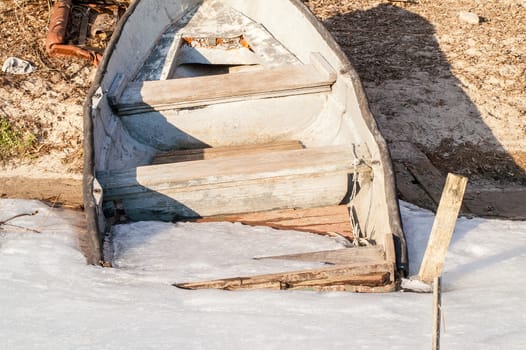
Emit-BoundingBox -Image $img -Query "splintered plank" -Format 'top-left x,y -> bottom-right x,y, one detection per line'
115,57 -> 336,114
174,262 -> 394,291
152,140 -> 304,165
196,205 -> 352,238
254,246 -> 385,265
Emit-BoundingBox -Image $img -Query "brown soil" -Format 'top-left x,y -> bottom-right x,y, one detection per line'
1,0 -> 525,214
305,0 -> 526,184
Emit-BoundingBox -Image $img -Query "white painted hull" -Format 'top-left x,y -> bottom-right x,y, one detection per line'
83,0 -> 407,279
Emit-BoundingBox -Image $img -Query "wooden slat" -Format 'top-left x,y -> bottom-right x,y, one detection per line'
197,205 -> 352,238
288,272 -> 390,289
418,173 -> 468,283
174,262 -> 393,291
254,246 -> 385,265
152,140 -> 304,165
115,61 -> 336,114
97,146 -> 368,199
97,146 -> 370,219
314,281 -> 397,293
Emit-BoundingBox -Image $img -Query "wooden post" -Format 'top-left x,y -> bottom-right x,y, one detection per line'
418,173 -> 468,283
432,276 -> 442,350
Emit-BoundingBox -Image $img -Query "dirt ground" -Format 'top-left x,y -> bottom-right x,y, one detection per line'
0,0 -> 525,215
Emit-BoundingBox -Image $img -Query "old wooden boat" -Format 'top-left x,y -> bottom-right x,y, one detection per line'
83,0 -> 407,291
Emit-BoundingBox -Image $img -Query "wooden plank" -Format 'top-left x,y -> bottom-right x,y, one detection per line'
196,205 -> 352,238
97,146 -> 369,198
107,172 -> 350,221
97,146 -> 370,219
433,276 -> 442,350
152,140 -> 304,165
116,62 -> 336,114
390,142 -> 445,210
309,52 -> 337,81
174,262 -> 393,290
160,35 -> 183,80
393,162 -> 437,210
254,246 -> 385,265
418,173 -> 468,283
314,282 -> 397,293
463,186 -> 526,220
391,142 -> 474,215
289,272 -> 390,289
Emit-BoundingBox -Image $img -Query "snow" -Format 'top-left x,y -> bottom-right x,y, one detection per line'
1,199 -> 525,349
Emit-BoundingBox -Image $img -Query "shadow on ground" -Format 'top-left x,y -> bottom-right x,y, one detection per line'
323,3 -> 526,219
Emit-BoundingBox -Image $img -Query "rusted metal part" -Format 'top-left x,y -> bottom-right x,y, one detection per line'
46,43 -> 103,65
46,0 -> 100,65
46,0 -> 125,66
46,0 -> 71,49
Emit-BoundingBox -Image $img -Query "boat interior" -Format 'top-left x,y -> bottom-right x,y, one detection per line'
86,0 -> 406,290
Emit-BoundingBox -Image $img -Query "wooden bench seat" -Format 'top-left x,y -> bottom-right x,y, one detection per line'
152,140 -> 304,165
96,145 -> 370,221
111,53 -> 336,115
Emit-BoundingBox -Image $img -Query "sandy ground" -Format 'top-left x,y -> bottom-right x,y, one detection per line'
0,0 -> 524,213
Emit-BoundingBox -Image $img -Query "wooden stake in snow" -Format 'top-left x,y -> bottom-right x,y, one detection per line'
418,173 -> 468,283
432,276 -> 442,350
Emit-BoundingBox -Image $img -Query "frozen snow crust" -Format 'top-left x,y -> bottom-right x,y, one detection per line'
1,199 -> 525,349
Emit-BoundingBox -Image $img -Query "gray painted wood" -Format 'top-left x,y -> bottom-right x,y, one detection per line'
115,61 -> 336,114
96,146 -> 371,220
254,246 -> 385,265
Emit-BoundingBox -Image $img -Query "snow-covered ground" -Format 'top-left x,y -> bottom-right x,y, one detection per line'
1,199 -> 525,349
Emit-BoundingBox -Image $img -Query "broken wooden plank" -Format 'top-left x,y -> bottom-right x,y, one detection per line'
174,262 -> 393,291
160,35 -> 183,80
152,140 -> 304,165
115,60 -> 336,114
254,246 -> 384,265
418,173 -> 468,283
315,282 -> 397,293
288,272 -> 390,289
197,205 -> 352,238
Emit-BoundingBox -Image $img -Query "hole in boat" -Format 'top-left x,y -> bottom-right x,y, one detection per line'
171,34 -> 262,78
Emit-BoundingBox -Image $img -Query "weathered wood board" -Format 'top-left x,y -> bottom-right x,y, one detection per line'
96,146 -> 370,219
197,205 -> 353,238
254,246 -> 385,265
115,59 -> 336,114
174,262 -> 394,291
152,140 -> 303,164
418,173 -> 468,283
